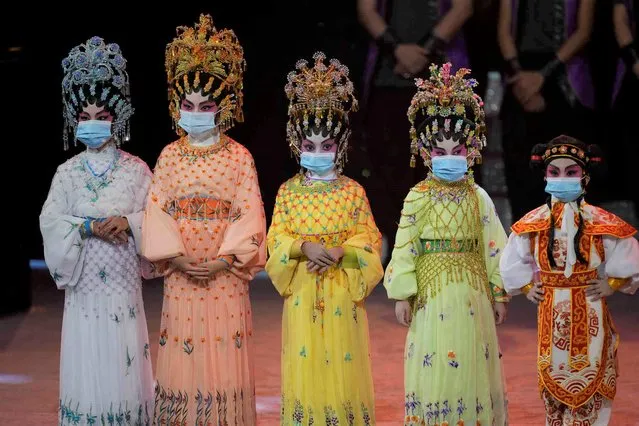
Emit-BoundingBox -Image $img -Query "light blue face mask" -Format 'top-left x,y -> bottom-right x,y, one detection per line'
178,111 -> 216,135
300,152 -> 335,176
76,120 -> 112,149
431,155 -> 468,182
545,177 -> 583,202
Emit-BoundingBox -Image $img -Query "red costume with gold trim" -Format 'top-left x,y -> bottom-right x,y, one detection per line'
511,202 -> 635,411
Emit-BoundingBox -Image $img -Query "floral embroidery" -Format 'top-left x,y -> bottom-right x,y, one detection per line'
195,390 -> 214,425
352,304 -> 358,323
281,253 -> 289,264
125,347 -> 135,376
324,406 -> 339,425
423,352 -> 435,367
335,306 -> 342,316
159,328 -> 168,346
53,270 -> 63,282
229,206 -> 243,223
234,331 -> 243,348
293,399 -> 305,424
457,397 -> 467,417
111,314 -> 121,324
403,395 -> 475,426
299,346 -> 307,358
343,401 -> 355,426
482,215 -> 490,226
183,338 -> 194,355
59,399 -> 151,426
405,392 -> 422,419
407,342 -> 415,360
361,403 -> 372,426
488,240 -> 500,257
98,267 -> 108,283
128,306 -> 136,319
448,351 -> 459,368
156,384 -> 246,426
250,233 -> 262,247
63,220 -> 81,239
344,352 -> 353,362
484,344 -> 490,360
294,296 -> 300,306
476,398 -> 484,415
143,343 -> 149,360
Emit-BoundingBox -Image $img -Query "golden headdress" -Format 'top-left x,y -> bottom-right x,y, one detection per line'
165,14 -> 245,133
285,52 -> 358,171
408,63 -> 486,167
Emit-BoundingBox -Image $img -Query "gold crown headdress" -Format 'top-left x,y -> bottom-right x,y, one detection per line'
285,52 -> 358,171
408,63 -> 486,167
165,14 -> 245,133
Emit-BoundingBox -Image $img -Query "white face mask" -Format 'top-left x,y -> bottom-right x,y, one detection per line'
177,111 -> 216,135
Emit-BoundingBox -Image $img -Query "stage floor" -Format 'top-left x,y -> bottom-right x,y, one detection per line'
1,271 -> 638,425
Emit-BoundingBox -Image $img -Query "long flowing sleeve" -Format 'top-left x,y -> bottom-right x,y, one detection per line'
39,166 -> 86,289
384,189 -> 423,300
342,187 -> 384,302
122,159 -> 159,279
603,235 -> 639,295
141,149 -> 186,263
499,232 -> 535,295
217,151 -> 267,281
123,160 -> 152,255
477,187 -> 510,302
265,184 -> 298,297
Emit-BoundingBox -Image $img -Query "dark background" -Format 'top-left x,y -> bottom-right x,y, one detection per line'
0,1 -> 622,261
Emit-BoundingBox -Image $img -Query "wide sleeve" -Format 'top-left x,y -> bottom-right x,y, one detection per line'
341,186 -> 384,302
478,188 -> 510,302
265,183 -> 299,297
122,160 -> 160,280
217,152 -> 267,281
384,189 -> 424,300
141,149 -> 186,263
39,167 -> 87,290
499,232 -> 536,296
602,235 -> 639,295
123,160 -> 153,255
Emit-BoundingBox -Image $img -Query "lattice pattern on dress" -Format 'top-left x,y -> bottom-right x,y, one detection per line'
398,177 -> 490,307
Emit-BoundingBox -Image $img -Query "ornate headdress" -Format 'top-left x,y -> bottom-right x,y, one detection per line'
530,135 -> 603,174
285,52 -> 358,171
61,36 -> 133,149
407,63 -> 486,167
165,14 -> 245,133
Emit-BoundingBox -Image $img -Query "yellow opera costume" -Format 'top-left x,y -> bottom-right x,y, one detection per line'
266,53 -> 383,426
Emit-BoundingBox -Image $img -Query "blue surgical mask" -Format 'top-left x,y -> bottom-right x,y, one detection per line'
545,177 -> 583,202
300,152 -> 335,175
431,155 -> 468,182
178,111 -> 216,135
76,120 -> 112,149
